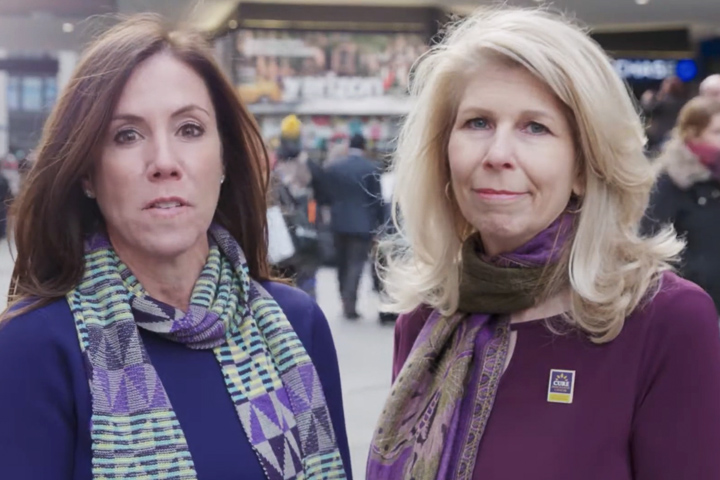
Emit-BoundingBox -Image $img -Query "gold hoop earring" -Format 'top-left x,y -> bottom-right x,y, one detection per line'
444,181 -> 452,200
567,193 -> 583,214
461,222 -> 474,240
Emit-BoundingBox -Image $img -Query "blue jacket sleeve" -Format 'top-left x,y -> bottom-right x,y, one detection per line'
308,302 -> 353,479
0,312 -> 76,479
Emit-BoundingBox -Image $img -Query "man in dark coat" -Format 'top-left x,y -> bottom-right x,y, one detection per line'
324,133 -> 385,319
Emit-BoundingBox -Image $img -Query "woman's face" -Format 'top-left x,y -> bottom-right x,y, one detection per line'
88,52 -> 224,262
698,113 -> 720,149
447,62 -> 581,255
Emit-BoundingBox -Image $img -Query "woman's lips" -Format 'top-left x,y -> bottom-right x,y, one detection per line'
473,189 -> 528,201
142,196 -> 191,219
144,204 -> 189,219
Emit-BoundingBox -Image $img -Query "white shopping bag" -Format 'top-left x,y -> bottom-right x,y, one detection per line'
267,205 -> 296,265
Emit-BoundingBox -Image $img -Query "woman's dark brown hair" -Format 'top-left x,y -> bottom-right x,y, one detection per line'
6,14 -> 270,314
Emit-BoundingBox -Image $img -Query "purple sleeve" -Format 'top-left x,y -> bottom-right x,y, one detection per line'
631,287 -> 720,479
0,314 -> 75,479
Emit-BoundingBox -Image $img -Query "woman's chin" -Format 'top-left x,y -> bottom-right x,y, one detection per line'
110,227 -> 210,263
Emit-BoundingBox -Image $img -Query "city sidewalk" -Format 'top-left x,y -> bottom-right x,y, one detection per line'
315,266 -> 394,480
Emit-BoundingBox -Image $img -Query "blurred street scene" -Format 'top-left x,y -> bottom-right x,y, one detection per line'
2,1 -> 720,480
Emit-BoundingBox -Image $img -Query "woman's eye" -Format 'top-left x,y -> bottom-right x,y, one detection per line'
179,123 -> 204,138
114,129 -> 141,145
466,118 -> 489,129
526,122 -> 549,135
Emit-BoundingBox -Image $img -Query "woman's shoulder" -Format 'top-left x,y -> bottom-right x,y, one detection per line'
0,298 -> 82,388
392,305 -> 435,379
395,305 -> 434,341
262,281 -> 316,315
634,271 -> 718,343
261,281 -> 329,344
0,298 -> 77,348
646,271 -> 716,315
628,271 -> 720,439
0,298 -> 88,478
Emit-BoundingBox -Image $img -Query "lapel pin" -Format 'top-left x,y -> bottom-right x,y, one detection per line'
547,369 -> 576,404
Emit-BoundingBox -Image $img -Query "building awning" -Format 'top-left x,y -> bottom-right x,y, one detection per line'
191,0 -> 240,34
247,96 -> 413,117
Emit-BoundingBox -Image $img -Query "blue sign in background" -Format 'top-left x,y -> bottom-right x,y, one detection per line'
614,58 -> 698,82
676,59 -> 698,82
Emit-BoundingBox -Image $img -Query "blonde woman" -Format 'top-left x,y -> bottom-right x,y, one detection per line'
368,7 -> 720,480
644,96 -> 720,312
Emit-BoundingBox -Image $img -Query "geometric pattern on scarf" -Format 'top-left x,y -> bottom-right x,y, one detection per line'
67,224 -> 346,480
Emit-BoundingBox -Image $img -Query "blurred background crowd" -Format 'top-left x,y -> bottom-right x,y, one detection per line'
1,1 -> 720,284
3,1 -> 720,478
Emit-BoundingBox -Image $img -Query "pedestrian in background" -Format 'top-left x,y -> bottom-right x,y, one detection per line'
699,74 -> 720,101
272,114 -> 321,298
644,96 -> 720,312
374,152 -> 398,324
368,7 -> 720,480
0,15 -> 350,480
325,133 -> 384,319
324,132 -> 349,168
641,76 -> 686,154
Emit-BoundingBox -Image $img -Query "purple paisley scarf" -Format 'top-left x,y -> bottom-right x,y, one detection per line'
367,209 -> 575,480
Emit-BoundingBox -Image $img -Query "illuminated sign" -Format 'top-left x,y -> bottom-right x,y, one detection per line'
613,58 -> 698,82
234,29 -> 428,104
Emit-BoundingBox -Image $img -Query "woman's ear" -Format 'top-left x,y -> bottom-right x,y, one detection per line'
572,159 -> 585,197
81,176 -> 95,199
572,180 -> 585,197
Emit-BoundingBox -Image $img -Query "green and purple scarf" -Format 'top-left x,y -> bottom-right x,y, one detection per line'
68,224 -> 346,480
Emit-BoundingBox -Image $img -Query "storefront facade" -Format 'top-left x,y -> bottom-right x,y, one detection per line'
213,2 -> 446,157
592,27 -> 699,98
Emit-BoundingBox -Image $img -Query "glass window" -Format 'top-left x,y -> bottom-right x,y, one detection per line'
44,76 -> 57,108
7,76 -> 20,111
21,76 -> 43,111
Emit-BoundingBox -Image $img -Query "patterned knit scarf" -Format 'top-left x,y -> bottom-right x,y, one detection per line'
367,210 -> 574,480
67,224 -> 347,480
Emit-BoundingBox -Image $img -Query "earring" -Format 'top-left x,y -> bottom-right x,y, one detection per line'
567,203 -> 583,214
444,182 -> 452,200
567,193 -> 583,214
84,189 -> 95,199
461,222 -> 475,240
220,175 -> 226,185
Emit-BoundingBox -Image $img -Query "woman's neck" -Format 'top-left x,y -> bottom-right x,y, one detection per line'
510,289 -> 571,324
111,236 -> 209,312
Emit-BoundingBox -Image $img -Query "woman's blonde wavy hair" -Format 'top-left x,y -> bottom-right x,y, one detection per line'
381,6 -> 683,343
